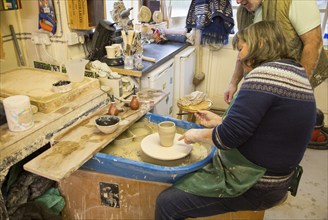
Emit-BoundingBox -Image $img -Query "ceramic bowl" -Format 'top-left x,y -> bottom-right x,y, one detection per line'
95,115 -> 120,134
52,80 -> 72,93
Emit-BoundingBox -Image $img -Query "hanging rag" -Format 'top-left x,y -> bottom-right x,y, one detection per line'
186,0 -> 234,45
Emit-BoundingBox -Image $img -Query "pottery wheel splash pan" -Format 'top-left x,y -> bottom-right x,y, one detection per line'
0,68 -> 99,113
114,122 -> 153,145
82,113 -> 216,184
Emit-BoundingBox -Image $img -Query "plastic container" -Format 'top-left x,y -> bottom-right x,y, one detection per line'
323,33 -> 328,51
3,95 -> 34,132
65,58 -> 89,82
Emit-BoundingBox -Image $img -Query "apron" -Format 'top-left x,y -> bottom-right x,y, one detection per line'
174,94 -> 266,198
174,149 -> 266,198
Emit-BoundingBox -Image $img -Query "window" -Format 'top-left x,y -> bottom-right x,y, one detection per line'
105,0 -> 327,34
170,0 -> 192,17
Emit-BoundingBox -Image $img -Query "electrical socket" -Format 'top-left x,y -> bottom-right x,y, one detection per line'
31,33 -> 51,45
39,34 -> 51,45
67,32 -> 80,46
31,33 -> 41,44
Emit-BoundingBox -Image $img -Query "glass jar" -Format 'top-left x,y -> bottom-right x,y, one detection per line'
124,55 -> 134,70
134,53 -> 144,70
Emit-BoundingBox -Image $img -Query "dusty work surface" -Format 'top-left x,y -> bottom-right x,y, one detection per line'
23,91 -> 167,182
0,89 -> 108,177
23,107 -> 147,181
0,68 -> 99,113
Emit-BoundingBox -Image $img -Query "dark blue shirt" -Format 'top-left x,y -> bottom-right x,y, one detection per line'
212,60 -> 316,174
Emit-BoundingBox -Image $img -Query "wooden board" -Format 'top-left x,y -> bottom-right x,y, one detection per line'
109,66 -> 142,77
23,107 -> 147,181
23,90 -> 167,181
0,68 -> 100,113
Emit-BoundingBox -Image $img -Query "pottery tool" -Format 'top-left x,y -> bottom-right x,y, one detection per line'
127,30 -> 134,45
118,98 -> 149,105
121,30 -> 127,51
142,56 -> 156,62
176,112 -> 193,116
135,31 -> 143,54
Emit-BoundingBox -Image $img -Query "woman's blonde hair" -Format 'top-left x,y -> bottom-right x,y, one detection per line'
232,21 -> 292,68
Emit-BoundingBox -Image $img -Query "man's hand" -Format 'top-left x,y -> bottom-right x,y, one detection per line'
224,83 -> 238,104
299,25 -> 322,79
224,60 -> 243,104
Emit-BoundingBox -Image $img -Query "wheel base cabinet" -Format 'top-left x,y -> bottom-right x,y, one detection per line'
59,169 -> 265,220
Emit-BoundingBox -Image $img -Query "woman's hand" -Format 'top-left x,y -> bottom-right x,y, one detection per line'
178,129 -> 199,144
194,110 -> 222,128
178,128 -> 214,146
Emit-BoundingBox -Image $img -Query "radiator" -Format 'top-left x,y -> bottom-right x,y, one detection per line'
198,44 -> 238,110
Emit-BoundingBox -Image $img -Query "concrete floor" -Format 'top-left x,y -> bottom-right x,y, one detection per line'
264,148 -> 328,220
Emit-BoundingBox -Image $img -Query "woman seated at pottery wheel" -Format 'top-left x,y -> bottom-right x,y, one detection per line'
155,21 -> 316,219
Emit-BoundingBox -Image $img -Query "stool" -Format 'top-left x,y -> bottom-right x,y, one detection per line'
188,210 -> 265,220
177,100 -> 212,123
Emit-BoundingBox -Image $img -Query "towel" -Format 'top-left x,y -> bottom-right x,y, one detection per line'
186,0 -> 234,45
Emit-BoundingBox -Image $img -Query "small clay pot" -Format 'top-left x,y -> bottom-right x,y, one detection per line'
130,95 -> 140,110
108,102 -> 119,116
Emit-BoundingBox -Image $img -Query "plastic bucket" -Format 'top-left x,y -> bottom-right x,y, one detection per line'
3,95 -> 34,132
65,59 -> 89,82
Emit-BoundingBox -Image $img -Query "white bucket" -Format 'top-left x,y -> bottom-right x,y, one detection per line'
65,59 -> 89,82
3,95 -> 34,132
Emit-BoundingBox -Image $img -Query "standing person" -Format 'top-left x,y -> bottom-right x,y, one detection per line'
224,0 -> 327,104
155,21 -> 316,220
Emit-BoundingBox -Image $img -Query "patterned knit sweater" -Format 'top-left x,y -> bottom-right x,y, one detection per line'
212,60 -> 316,175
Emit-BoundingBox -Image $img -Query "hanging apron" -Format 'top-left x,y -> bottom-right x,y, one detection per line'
174,94 -> 266,198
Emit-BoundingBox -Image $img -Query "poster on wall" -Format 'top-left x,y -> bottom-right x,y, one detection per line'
38,0 -> 57,34
0,0 -> 22,10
